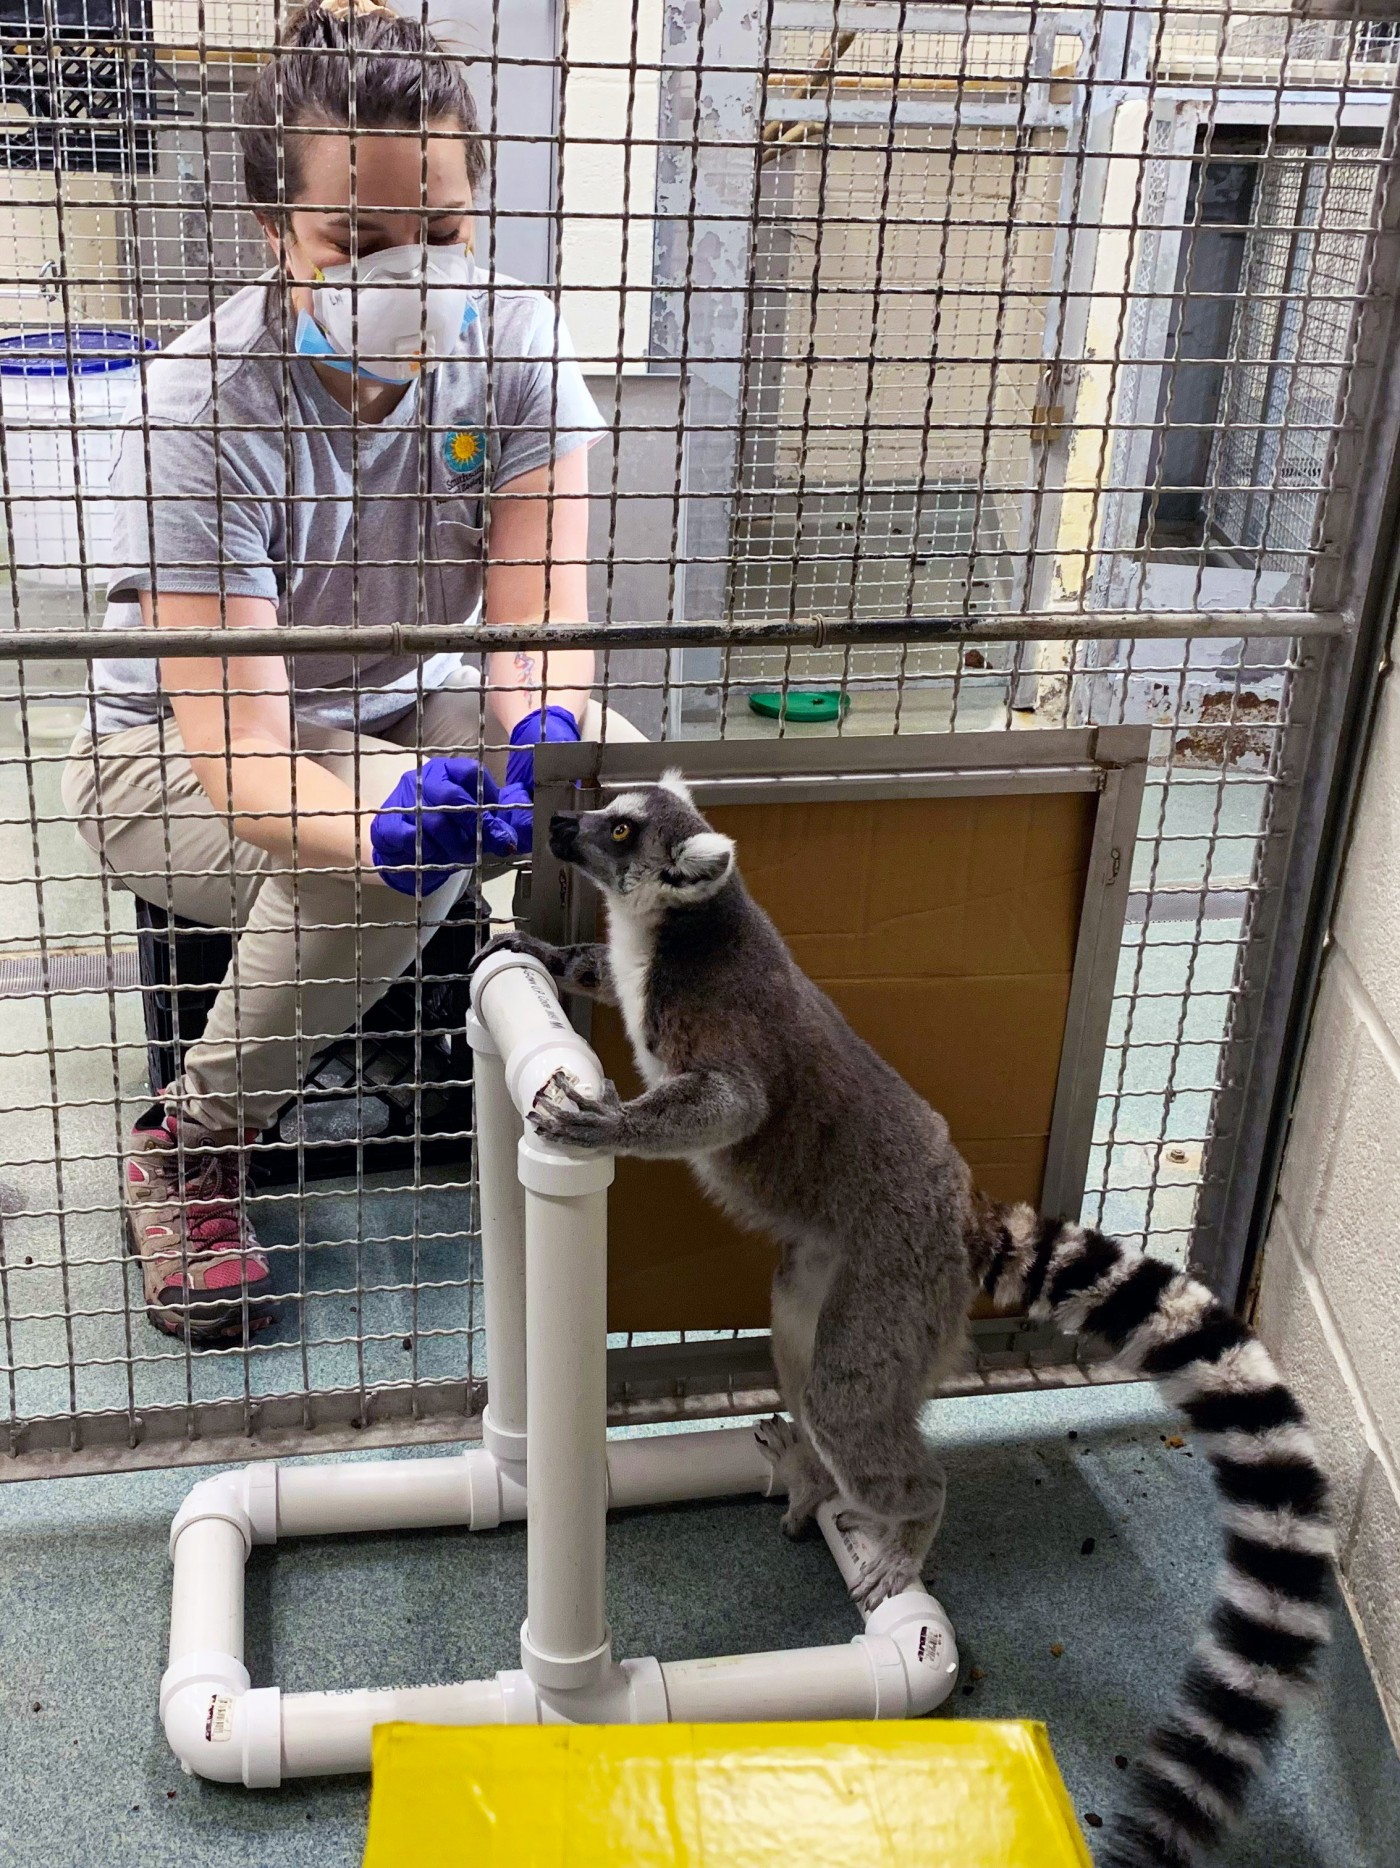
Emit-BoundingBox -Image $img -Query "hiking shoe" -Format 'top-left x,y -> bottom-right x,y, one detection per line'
123,1106 -> 275,1341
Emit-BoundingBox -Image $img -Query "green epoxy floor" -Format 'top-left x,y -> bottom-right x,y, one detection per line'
3,1382 -> 1398,1868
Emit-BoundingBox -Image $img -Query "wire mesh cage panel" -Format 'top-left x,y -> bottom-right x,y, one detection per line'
1208,138 -> 1379,565
1,0 -> 1399,1474
729,119 -> 1065,688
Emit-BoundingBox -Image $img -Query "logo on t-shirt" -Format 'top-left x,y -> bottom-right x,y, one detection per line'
443,426 -> 486,482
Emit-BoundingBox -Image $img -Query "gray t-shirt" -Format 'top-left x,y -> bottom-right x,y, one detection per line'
92,266 -> 603,735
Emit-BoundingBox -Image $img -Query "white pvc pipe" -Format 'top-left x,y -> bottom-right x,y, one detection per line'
272,1455 -> 486,1538
470,949 -> 606,1120
280,1681 -> 507,1775
661,1598 -> 957,1725
470,952 -> 620,1692
661,1642 -> 883,1722
161,1426 -> 779,1566
159,1463 -> 958,1783
160,943 -> 964,1782
466,1017 -> 528,1465
606,1425 -> 782,1509
168,1516 -> 246,1667
521,1141 -> 614,1688
161,1609 -> 962,1787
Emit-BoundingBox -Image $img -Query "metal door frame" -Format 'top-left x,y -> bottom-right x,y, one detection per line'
1193,130 -> 1400,1312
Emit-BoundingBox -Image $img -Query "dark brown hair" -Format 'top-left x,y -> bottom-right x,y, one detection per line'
240,1 -> 484,215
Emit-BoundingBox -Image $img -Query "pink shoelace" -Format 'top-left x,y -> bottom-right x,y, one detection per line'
161,1117 -> 247,1255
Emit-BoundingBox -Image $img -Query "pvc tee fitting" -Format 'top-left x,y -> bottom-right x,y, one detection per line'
469,948 -> 607,1119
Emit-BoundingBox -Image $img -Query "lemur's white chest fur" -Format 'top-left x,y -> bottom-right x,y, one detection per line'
600,778 -> 736,1099
607,902 -> 666,1088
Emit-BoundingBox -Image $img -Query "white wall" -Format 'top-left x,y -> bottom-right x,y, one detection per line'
0,172 -> 127,332
556,0 -> 661,373
1257,609 -> 1400,1749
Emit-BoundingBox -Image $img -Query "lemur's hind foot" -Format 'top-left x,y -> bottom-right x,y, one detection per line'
833,1508 -> 938,1610
755,1415 -> 838,1537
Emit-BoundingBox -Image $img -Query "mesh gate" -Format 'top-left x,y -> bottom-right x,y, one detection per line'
0,0 -> 1398,1476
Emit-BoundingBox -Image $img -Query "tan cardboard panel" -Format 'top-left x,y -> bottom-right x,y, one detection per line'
598,791 -> 1096,1334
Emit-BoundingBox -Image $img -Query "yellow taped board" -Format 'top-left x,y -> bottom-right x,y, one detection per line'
363,1718 -> 1094,1867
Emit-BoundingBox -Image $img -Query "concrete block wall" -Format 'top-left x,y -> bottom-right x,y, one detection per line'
1257,621 -> 1400,1748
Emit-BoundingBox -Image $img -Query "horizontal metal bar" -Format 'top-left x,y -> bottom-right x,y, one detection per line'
1,1379 -> 484,1480
674,763 -> 1109,805
0,1344 -> 773,1479
546,722 -> 1178,787
1126,887 -> 1253,923
0,1325 -> 1121,1481
0,610 -> 1348,665
1176,90 -> 1398,130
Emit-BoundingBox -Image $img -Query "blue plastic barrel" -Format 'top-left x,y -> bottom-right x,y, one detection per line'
0,328 -> 155,377
0,327 -> 155,586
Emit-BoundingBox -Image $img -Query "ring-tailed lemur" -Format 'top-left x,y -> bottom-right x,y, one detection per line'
474,772 -> 1332,1868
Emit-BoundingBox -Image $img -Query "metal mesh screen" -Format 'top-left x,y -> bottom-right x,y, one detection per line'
1,0 -> 1398,1473
1210,138 -> 1378,564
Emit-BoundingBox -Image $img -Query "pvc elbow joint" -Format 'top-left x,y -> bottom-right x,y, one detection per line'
469,949 -> 606,1118
855,1590 -> 960,1718
168,1466 -> 279,1558
160,1656 -> 282,1787
164,1468 -> 281,1784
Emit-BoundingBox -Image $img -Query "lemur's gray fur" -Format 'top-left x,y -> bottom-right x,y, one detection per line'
475,774 -> 1332,1868
488,774 -> 972,1609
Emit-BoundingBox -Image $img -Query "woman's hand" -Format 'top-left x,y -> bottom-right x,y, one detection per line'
486,703 -> 582,853
370,757 -> 519,894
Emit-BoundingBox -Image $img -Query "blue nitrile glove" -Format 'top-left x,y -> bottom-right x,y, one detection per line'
490,780 -> 536,855
370,757 -> 519,895
496,705 -> 581,855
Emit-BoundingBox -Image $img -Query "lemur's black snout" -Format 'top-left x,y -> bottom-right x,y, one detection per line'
548,813 -> 581,861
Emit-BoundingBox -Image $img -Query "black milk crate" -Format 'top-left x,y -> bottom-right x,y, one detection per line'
132,894 -> 478,1184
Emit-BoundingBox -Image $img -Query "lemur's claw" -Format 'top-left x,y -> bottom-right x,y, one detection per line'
530,1067 -> 579,1112
850,1550 -> 923,1611
528,1070 -> 624,1150
474,930 -> 552,972
757,1418 -> 815,1534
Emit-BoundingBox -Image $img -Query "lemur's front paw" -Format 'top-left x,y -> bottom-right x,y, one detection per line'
528,1069 -> 625,1150
472,930 -> 554,973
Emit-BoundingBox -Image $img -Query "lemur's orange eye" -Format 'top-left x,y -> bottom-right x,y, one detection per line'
611,821 -> 633,844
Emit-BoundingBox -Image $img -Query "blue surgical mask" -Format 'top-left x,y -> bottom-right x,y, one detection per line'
293,308 -> 366,378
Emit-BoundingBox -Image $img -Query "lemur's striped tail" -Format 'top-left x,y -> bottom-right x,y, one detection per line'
979,1204 -> 1333,1868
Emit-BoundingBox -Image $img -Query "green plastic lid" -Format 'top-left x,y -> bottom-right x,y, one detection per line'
748,689 -> 851,723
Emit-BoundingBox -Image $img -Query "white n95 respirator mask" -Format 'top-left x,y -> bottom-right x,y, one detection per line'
294,242 -> 472,383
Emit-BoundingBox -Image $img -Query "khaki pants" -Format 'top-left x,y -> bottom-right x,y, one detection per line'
62,678 -> 631,1132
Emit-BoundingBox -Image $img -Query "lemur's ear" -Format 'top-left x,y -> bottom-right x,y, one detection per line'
657,768 -> 694,805
663,830 -> 735,894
